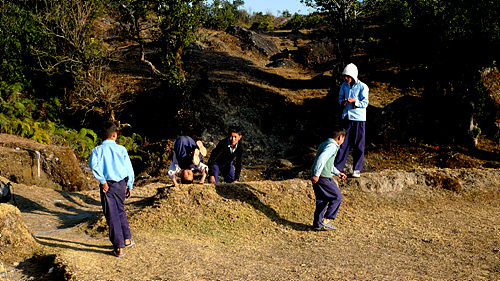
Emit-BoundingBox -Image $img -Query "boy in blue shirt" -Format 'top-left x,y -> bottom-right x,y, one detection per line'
89,121 -> 135,257
335,63 -> 369,178
310,127 -> 347,231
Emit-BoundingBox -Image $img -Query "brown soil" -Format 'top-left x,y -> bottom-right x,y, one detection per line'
3,170 -> 500,280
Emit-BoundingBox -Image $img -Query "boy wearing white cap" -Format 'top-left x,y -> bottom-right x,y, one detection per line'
334,63 -> 369,178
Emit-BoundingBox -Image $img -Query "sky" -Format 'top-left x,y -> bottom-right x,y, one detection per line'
240,0 -> 313,15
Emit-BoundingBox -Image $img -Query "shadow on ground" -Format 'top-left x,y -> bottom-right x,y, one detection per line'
214,183 -> 311,231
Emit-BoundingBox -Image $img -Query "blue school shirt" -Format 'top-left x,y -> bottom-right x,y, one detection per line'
89,140 -> 135,189
311,139 -> 341,178
339,80 -> 369,121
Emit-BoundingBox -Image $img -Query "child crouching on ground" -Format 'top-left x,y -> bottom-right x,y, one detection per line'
208,126 -> 244,183
310,127 -> 347,231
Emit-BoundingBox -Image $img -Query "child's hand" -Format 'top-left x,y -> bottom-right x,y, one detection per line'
310,176 -> 319,184
209,176 -> 216,183
338,173 -> 347,180
101,182 -> 109,193
126,188 -> 132,199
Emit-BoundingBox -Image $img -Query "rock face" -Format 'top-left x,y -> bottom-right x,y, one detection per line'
0,203 -> 38,264
266,59 -> 297,69
226,25 -> 279,57
297,40 -> 336,69
0,134 -> 91,191
338,168 -> 500,193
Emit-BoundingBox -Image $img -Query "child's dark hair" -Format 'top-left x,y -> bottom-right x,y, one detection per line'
180,178 -> 193,184
332,126 -> 346,139
101,121 -> 118,140
228,125 -> 243,136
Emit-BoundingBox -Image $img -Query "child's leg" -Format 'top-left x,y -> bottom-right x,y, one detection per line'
312,178 -> 333,227
222,161 -> 235,183
334,120 -> 353,171
351,121 -> 366,171
313,197 -> 329,228
323,180 -> 343,221
101,179 -> 129,249
212,163 -> 221,182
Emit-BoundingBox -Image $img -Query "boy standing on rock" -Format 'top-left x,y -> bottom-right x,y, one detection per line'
208,126 -> 245,184
89,121 -> 135,257
335,63 -> 369,178
168,136 -> 208,187
310,127 -> 347,231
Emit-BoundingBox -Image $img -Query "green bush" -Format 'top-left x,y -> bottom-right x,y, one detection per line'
202,0 -> 244,30
279,13 -> 325,30
249,14 -> 275,31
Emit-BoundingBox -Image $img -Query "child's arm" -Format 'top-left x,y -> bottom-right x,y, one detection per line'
354,84 -> 369,108
89,147 -> 108,191
339,84 -> 347,106
168,153 -> 181,187
311,144 -> 336,178
172,176 -> 179,187
331,158 -> 347,180
199,167 -> 207,184
122,147 -> 135,190
233,143 -> 244,183
207,140 -> 224,179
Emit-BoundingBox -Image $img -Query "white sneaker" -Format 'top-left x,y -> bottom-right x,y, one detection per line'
352,170 -> 361,178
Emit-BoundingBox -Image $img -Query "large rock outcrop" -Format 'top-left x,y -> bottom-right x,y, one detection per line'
225,25 -> 279,57
0,134 -> 91,191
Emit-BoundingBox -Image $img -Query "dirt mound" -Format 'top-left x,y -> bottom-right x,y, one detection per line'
0,203 -> 39,265
0,134 -> 91,191
130,179 -> 313,237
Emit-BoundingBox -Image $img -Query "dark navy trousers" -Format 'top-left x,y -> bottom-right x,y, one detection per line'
174,136 -> 198,169
212,161 -> 235,183
100,178 -> 131,249
335,119 -> 366,172
313,177 -> 342,228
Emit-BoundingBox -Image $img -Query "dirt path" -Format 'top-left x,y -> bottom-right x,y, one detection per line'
4,170 -> 500,280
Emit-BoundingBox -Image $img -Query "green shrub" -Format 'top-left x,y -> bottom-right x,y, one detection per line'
202,0 -> 244,30
279,13 -> 325,30
249,14 -> 275,31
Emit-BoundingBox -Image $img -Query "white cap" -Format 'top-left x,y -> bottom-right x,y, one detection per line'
342,63 -> 358,82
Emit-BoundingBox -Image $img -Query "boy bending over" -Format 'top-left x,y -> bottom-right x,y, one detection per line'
168,136 -> 208,187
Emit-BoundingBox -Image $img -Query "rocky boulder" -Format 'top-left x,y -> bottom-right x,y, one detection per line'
0,134 -> 91,191
266,58 -> 297,69
297,40 -> 336,69
225,25 -> 279,57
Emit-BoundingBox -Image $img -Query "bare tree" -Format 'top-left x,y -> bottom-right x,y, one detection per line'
32,0 -> 126,123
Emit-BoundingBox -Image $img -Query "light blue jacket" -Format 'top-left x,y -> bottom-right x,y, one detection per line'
89,140 -> 135,189
311,139 -> 341,178
339,80 -> 369,121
